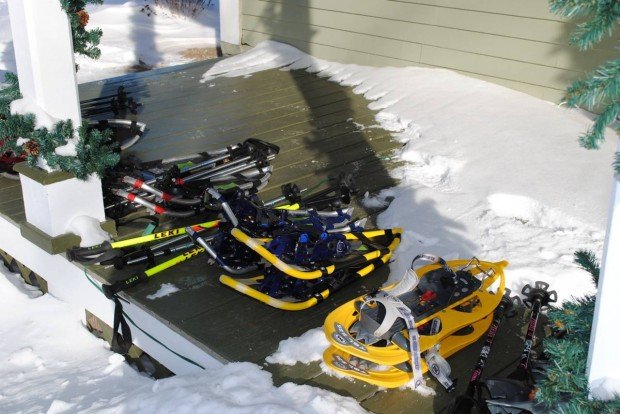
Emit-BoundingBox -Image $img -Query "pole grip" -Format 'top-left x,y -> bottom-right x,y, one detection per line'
102,272 -> 148,298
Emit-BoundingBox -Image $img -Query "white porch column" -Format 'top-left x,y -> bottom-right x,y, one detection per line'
220,0 -> 241,52
7,0 -> 81,125
7,0 -> 107,242
587,140 -> 620,400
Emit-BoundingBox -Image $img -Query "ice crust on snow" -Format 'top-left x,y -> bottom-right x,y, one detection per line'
203,40 -> 616,304
266,328 -> 329,366
0,267 -> 368,413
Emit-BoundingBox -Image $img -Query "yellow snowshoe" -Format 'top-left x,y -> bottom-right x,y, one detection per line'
323,255 -> 507,389
323,315 -> 493,388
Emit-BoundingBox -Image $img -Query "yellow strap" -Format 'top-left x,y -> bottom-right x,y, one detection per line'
275,203 -> 300,211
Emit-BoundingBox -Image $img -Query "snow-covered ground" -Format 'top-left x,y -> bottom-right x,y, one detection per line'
203,41 -> 616,305
1,7 -> 617,409
0,0 -> 219,83
0,265 -> 367,413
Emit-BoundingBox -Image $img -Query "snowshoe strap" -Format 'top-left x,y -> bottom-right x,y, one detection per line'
426,351 -> 455,391
424,318 -> 456,392
388,268 -> 420,297
362,292 -> 426,389
411,254 -> 455,276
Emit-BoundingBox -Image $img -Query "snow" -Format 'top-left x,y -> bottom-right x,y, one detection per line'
0,265 -> 367,413
146,283 -> 180,300
0,7 -> 617,405
0,0 -> 219,84
10,97 -> 61,130
66,215 -> 111,247
10,97 -> 81,158
202,40 -> 617,304
266,328 -> 329,366
589,377 -> 620,401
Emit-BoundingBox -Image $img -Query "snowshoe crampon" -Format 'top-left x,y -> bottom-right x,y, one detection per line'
219,228 -> 402,311
323,256 -> 507,387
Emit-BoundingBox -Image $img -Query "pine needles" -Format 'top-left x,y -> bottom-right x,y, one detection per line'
1,73 -> 119,179
550,0 -> 620,174
58,0 -> 104,61
537,250 -> 620,413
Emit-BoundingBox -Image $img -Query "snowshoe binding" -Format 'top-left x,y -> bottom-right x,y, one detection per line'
323,254 -> 507,389
219,227 -> 402,311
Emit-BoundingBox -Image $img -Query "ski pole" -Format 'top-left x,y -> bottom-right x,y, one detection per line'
122,176 -> 201,206
262,179 -> 328,207
67,220 -> 220,263
178,155 -> 254,183
111,189 -> 197,218
509,281 -> 557,381
450,291 -> 519,414
123,233 -> 218,266
479,282 -> 556,413
102,245 -> 206,298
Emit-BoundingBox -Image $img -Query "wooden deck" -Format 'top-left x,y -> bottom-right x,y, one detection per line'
0,59 -> 544,413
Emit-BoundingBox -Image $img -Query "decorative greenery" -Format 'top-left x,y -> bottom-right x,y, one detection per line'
574,249 -> 601,286
0,2 -> 118,179
1,73 -> 119,179
537,250 -> 620,413
0,72 -> 35,155
59,0 -> 104,61
549,0 -> 620,175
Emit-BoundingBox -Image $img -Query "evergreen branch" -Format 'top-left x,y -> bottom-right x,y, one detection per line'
564,59 -> 620,110
614,150 -> 620,175
574,250 -> 600,286
1,72 -> 119,179
537,250 -> 620,412
58,0 -> 104,62
550,0 -> 601,18
570,2 -> 620,50
551,0 -> 620,50
578,100 -> 620,149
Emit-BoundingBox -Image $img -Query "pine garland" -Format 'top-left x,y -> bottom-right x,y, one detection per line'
574,250 -> 600,286
0,73 -> 34,156
1,73 -> 119,179
549,0 -> 620,175
59,0 -> 104,61
1,1 -> 119,179
537,250 -> 620,413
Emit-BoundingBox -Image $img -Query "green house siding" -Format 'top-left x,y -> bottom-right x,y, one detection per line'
240,0 -> 616,102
